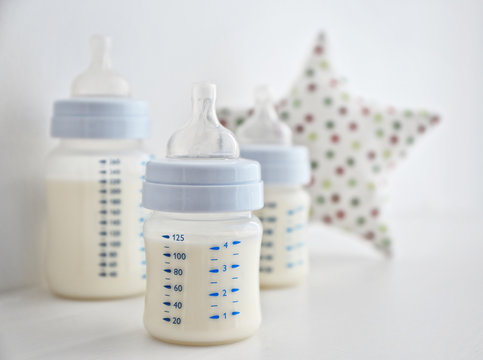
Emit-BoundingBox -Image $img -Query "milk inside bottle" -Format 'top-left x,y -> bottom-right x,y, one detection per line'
142,83 -> 263,345
45,35 -> 152,299
237,86 -> 311,288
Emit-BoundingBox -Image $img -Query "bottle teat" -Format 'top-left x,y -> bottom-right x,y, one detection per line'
237,85 -> 292,145
167,83 -> 240,159
71,35 -> 131,97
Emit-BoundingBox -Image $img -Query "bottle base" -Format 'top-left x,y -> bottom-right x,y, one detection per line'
147,330 -> 257,346
49,288 -> 145,301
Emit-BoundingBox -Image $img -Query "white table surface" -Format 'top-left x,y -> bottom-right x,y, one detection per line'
1,216 -> 482,360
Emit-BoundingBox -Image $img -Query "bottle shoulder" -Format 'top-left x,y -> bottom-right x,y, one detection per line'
144,211 -> 262,240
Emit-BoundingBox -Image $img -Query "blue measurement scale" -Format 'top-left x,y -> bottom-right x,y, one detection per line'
208,240 -> 241,321
98,158 -> 122,278
258,201 -> 307,273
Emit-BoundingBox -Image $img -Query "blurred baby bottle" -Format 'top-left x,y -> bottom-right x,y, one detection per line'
45,35 -> 152,299
237,86 -> 311,288
142,83 -> 263,345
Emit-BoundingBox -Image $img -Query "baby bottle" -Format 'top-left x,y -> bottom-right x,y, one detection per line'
237,86 -> 311,288
142,83 -> 263,345
45,35 -> 151,299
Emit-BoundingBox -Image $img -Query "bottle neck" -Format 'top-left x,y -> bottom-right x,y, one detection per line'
152,211 -> 253,222
57,138 -> 143,151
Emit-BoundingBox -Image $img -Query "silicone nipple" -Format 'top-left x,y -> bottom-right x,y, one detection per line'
167,83 -> 240,159
71,35 -> 131,97
237,86 -> 292,145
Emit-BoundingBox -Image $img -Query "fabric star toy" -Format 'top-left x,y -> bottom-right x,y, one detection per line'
217,33 -> 440,256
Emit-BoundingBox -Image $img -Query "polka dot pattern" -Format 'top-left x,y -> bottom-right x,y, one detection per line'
217,32 -> 440,256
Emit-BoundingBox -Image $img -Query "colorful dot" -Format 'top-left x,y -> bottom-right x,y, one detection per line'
280,112 -> 290,120
335,166 -> 344,176
321,179 -> 332,189
407,136 -> 414,145
374,113 -> 383,122
339,107 -> 347,115
317,196 -> 325,204
331,134 -> 340,143
336,210 -> 345,219
305,68 -> 314,77
348,178 -> 357,187
351,198 -> 360,207
418,125 -> 426,134
236,118 -> 245,126
362,107 -> 370,116
326,150 -> 334,159
308,132 -> 318,141
368,151 -> 376,160
314,45 -> 324,55
357,217 -> 366,226
296,124 -> 304,133
376,129 -> 384,138
390,135 -> 398,144
404,110 -> 413,117
305,114 -> 314,123
293,99 -> 302,108
364,231 -> 375,240
383,150 -> 391,159
319,60 -> 329,69
326,120 -> 335,129
371,208 -> 380,217
311,160 -> 318,170
324,97 -> 332,106
331,194 -> 340,203
393,121 -> 401,130
307,83 -> 317,92
349,122 -> 358,131
352,141 -> 361,150
322,215 -> 332,224
346,157 -> 355,166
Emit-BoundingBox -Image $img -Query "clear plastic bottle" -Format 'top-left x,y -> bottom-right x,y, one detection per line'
237,86 -> 311,288
45,35 -> 152,299
142,83 -> 263,345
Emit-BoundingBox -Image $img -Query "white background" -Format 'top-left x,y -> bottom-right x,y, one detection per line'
0,0 -> 482,292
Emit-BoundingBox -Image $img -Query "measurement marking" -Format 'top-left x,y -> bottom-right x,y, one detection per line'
165,262 -> 170,264
163,318 -> 170,322
233,241 -> 241,245
163,302 -> 171,306
210,315 -> 220,319
233,253 -> 239,256
232,277 -> 238,280
164,269 -> 171,273
165,294 -> 170,297
232,311 -> 240,316
210,258 -> 218,261
210,281 -> 218,284
164,311 -> 169,313
164,246 -> 169,248
209,269 -> 219,273
210,246 -> 220,250
165,278 -> 170,280
231,288 -> 239,293
210,305 -> 218,307
163,253 -> 171,257
231,264 -> 240,269
209,292 -> 219,297
164,285 -> 172,289
233,300 -> 239,303
162,235 -> 170,239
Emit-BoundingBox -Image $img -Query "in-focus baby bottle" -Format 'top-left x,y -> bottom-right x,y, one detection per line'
45,35 -> 152,299
142,83 -> 263,345
237,86 -> 311,288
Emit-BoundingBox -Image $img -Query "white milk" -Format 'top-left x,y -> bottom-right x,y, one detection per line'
256,186 -> 310,288
143,212 -> 262,345
46,179 -> 147,299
